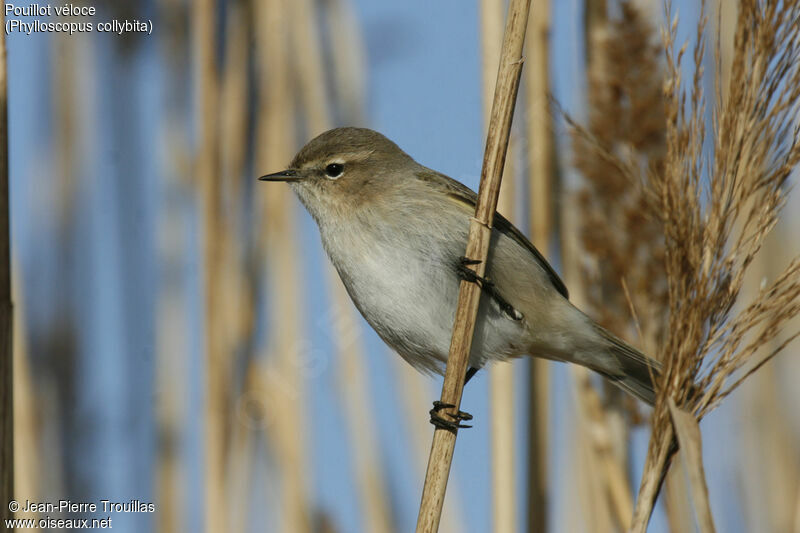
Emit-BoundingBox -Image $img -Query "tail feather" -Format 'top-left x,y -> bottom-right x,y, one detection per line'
592,325 -> 662,406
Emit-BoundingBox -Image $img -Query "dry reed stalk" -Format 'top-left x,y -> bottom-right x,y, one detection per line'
573,0 -> 668,356
570,367 -> 616,533
416,1 -> 531,530
225,405 -> 254,533
524,0 -> 552,529
154,212 -> 189,533
481,1 -> 518,531
153,3 -> 192,531
573,2 -> 699,530
43,32 -> 77,504
736,224 -> 800,533
561,202 -> 622,533
564,2 -> 662,530
625,1 -> 800,528
324,0 -> 366,125
12,269 -> 40,532
662,466 -> 693,533
393,359 -> 466,533
329,292 -> 394,533
666,399 -> 715,533
488,361 -> 516,533
191,2 -> 226,532
718,8 -> 799,532
741,366 -> 800,533
254,0 -> 311,531
289,0 -> 395,530
0,8 -> 11,528
576,371 -> 634,530
216,6 -> 255,532
227,360 -> 265,533
218,2 -> 251,353
155,137 -> 189,533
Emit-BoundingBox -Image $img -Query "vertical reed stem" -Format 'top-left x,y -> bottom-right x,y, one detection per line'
415,2 -> 531,531
481,1 -> 518,531
192,1 -> 224,532
525,0 -> 552,530
254,0 -> 310,530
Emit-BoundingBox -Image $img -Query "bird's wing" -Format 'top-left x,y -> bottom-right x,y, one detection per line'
415,169 -> 569,299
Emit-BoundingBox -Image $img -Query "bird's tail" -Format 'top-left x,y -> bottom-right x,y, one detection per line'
591,325 -> 662,406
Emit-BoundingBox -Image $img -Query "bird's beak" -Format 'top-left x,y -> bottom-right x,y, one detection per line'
258,169 -> 304,182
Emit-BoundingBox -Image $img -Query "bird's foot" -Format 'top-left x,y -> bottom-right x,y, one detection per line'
457,256 -> 523,321
429,400 -> 473,431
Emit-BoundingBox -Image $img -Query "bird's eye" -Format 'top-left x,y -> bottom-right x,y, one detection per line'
325,163 -> 344,178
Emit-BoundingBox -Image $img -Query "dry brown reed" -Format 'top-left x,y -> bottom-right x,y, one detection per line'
416,1 -> 531,531
564,2 -> 665,531
569,0 -> 800,529
572,2 -> 669,355
481,1 -> 518,531
0,7 -> 11,527
218,5 -> 254,533
393,358 -> 466,533
12,267 -> 41,533
559,3 -> 618,528
290,0 -> 396,529
736,222 -> 799,532
253,0 -> 312,530
190,1 -> 228,532
524,1 -> 552,530
153,3 -> 192,532
571,3 -> 696,531
626,0 -> 800,528
154,208 -> 188,533
325,0 -> 367,125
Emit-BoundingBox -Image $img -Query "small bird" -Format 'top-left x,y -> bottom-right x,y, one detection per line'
260,127 -> 661,425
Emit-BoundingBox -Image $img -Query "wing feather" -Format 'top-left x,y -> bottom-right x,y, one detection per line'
415,169 -> 569,299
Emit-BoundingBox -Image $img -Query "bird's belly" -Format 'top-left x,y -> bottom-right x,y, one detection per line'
325,231 -> 526,373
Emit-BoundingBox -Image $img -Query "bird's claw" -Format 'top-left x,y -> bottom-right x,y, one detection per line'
429,400 -> 473,431
457,256 -> 524,322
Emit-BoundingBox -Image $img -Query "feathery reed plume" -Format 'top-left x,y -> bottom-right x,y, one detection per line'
0,8 -> 11,527
524,0 -> 552,529
572,1 -> 668,354
564,2 -> 659,530
416,1 -> 531,531
625,1 -> 800,528
561,2 -> 614,531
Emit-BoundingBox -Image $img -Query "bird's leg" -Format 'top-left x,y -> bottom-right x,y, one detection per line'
464,366 -> 479,385
457,256 -> 523,321
428,368 -> 479,431
429,401 -> 473,431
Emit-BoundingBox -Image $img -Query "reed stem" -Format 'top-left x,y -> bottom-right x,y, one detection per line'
415,2 -> 531,531
525,0 -> 553,529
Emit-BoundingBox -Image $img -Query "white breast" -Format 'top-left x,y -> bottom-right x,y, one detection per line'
318,213 -> 527,374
